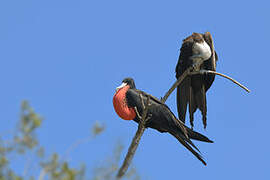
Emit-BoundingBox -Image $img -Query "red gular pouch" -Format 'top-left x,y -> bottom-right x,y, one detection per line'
113,85 -> 136,120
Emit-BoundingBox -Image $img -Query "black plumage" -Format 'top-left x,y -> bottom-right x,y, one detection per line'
114,78 -> 213,165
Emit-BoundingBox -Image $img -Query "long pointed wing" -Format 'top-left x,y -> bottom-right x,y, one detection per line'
175,36 -> 194,78
203,32 -> 218,70
126,88 -> 189,138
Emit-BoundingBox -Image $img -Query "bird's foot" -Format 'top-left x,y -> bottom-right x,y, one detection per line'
199,69 -> 208,75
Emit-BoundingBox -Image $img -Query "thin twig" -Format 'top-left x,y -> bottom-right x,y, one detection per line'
23,152 -> 33,178
190,70 -> 250,93
62,136 -> 93,160
117,95 -> 151,178
38,168 -> 47,180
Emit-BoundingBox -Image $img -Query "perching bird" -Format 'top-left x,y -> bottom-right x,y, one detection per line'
175,32 -> 218,129
113,78 -> 213,165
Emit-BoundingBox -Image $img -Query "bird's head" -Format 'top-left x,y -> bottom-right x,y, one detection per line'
116,77 -> 136,92
190,32 -> 212,61
192,32 -> 204,43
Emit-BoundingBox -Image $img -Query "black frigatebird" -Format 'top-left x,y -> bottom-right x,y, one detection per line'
113,78 -> 213,165
175,32 -> 218,129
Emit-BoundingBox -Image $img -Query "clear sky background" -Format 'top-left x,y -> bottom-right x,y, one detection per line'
0,0 -> 269,179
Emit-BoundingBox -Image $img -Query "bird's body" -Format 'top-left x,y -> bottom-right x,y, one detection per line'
175,32 -> 218,129
113,78 -> 213,165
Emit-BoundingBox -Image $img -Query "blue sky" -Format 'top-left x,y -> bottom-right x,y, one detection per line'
0,0 -> 269,179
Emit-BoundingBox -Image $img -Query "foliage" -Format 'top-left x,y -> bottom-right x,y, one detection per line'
0,101 -> 141,180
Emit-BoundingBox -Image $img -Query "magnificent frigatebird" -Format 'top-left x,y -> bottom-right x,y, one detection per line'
113,78 -> 213,165
175,32 -> 218,129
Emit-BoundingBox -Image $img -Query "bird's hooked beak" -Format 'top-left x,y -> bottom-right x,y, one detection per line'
116,82 -> 127,92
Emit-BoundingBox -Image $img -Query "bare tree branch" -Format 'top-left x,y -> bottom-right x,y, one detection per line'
161,66 -> 250,103
62,136 -> 93,160
117,95 -> 151,179
161,64 -> 197,103
190,70 -> 250,93
38,169 -> 46,180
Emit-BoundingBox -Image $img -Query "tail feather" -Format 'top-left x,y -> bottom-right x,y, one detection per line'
168,105 -> 211,165
195,84 -> 207,129
186,127 -> 214,143
171,131 -> 207,165
176,78 -> 189,123
177,76 -> 208,129
185,137 -> 201,153
172,117 -> 201,152
189,86 -> 196,128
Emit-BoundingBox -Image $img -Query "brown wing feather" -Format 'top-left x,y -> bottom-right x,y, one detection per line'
175,36 -> 194,124
203,32 -> 217,71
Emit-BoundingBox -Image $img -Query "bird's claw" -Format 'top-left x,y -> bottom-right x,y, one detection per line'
199,69 -> 208,74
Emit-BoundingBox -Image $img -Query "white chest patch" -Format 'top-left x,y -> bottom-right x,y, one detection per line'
192,41 -> 212,61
